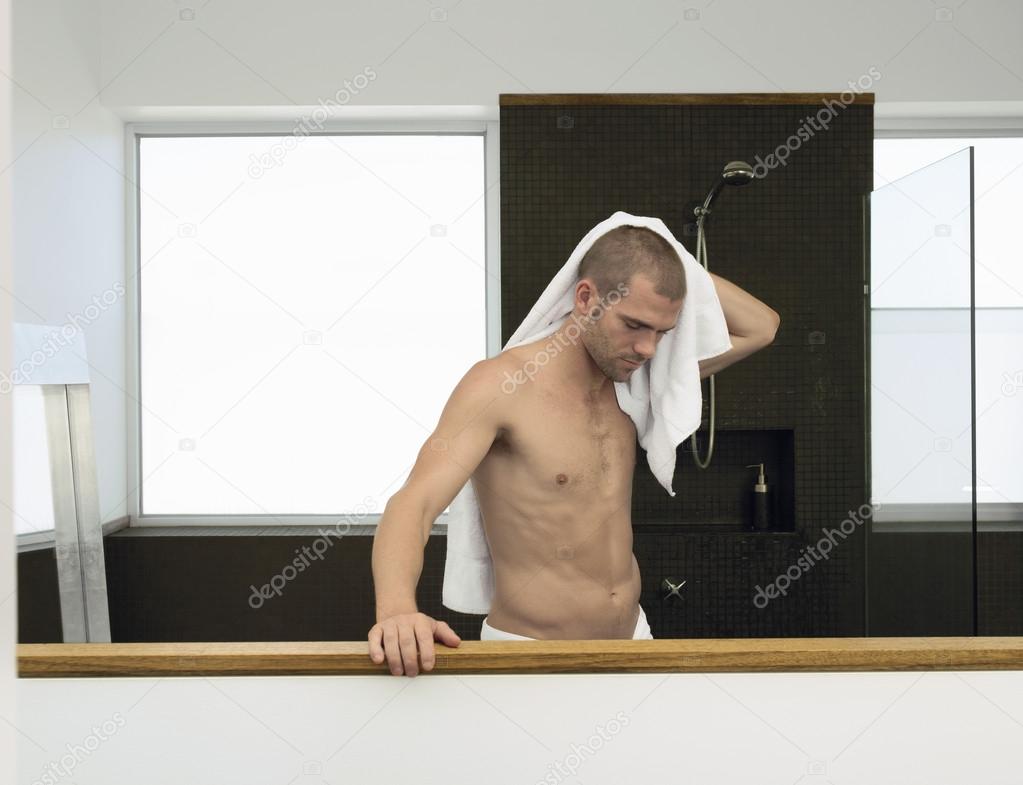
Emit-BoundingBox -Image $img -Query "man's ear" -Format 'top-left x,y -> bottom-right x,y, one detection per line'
574,277 -> 598,311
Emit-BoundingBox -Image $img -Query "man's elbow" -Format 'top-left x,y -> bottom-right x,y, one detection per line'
760,309 -> 780,346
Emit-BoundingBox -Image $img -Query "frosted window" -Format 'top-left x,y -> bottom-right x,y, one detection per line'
873,137 -> 1023,508
138,135 -> 487,515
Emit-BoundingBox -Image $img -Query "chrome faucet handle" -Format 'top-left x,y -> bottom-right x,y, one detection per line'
661,578 -> 687,600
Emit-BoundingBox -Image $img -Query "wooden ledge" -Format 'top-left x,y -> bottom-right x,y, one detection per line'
17,637 -> 1023,678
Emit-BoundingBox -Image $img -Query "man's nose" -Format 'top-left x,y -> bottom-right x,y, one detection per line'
634,337 -> 657,359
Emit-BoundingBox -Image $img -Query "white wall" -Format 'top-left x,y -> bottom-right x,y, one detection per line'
2,0 -> 17,780
11,0 -> 127,522
95,0 -> 1023,109
16,670 -> 1023,783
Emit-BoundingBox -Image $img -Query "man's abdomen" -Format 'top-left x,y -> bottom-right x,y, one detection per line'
485,549 -> 642,639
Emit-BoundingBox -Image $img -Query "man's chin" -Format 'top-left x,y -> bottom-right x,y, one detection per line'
596,356 -> 633,382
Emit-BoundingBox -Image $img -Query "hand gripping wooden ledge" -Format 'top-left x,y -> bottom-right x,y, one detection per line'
17,637 -> 1023,678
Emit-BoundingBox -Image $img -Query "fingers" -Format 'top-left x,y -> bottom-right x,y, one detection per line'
434,620 -> 462,647
381,622 -> 405,676
398,620 -> 421,677
367,624 -> 384,664
415,618 -> 436,672
369,614 -> 459,677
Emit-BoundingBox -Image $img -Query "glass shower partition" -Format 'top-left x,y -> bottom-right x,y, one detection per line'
866,147 -> 976,635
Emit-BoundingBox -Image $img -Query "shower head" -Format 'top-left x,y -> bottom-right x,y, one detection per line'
720,160 -> 755,186
696,160 -> 756,220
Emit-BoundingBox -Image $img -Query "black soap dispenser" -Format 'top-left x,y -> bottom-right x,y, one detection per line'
746,463 -> 772,531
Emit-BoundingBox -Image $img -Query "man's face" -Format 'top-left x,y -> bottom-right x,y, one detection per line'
581,274 -> 682,382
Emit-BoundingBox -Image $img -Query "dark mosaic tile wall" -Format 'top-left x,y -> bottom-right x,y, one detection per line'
493,100 -> 875,637
863,531 -> 1022,636
866,531 -> 974,636
978,532 -> 1023,635
98,533 -> 462,643
17,525 -> 1014,642
17,534 -> 488,643
17,548 -> 62,643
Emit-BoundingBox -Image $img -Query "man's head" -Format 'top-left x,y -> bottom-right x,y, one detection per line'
574,225 -> 687,382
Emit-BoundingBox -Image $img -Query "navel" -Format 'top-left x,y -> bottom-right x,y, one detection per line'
555,473 -> 569,485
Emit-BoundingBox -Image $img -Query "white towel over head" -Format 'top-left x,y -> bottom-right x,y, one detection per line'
439,210 -> 732,614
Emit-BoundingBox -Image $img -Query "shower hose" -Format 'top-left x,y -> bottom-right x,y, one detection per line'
691,211 -> 716,469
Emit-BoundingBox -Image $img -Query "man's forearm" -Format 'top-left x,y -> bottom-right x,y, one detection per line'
371,492 -> 432,621
698,271 -> 780,378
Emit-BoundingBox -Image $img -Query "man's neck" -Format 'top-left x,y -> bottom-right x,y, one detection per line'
545,324 -> 614,400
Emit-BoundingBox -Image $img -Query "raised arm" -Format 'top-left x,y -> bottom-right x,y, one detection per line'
698,271 -> 780,379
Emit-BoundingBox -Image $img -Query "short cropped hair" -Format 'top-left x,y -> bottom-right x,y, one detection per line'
577,225 -> 686,302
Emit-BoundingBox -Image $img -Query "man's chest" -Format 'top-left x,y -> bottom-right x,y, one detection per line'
491,386 -> 638,496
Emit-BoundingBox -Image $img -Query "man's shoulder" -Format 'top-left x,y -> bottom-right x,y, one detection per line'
461,351 -> 528,397
446,355 -> 524,439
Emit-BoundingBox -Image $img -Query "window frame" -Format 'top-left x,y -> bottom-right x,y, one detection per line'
125,119 -> 501,528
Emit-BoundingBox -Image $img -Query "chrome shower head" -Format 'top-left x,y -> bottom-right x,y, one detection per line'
696,160 -> 756,220
720,160 -> 755,186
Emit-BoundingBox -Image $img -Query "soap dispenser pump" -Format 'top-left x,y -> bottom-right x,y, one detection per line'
746,463 -> 772,531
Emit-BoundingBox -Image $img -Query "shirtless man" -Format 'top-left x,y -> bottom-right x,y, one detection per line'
369,226 -> 780,676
